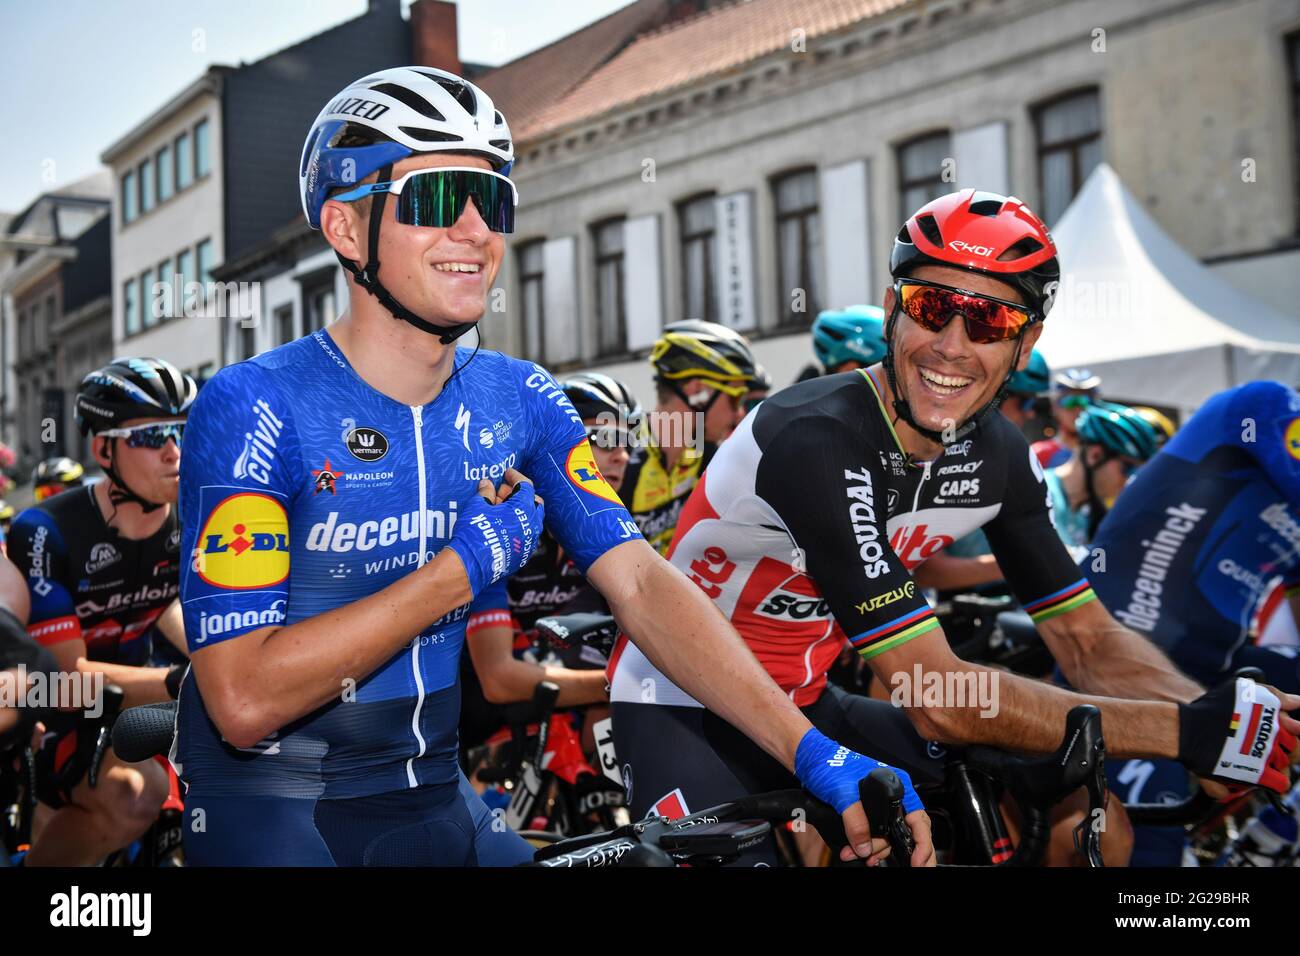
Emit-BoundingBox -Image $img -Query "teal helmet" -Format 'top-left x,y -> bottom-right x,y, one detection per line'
812,305 -> 887,370
1006,349 -> 1050,397
1076,402 -> 1159,461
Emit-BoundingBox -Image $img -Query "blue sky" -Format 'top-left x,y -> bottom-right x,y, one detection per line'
0,0 -> 634,212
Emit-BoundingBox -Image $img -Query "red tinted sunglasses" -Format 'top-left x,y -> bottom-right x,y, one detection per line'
894,279 -> 1038,344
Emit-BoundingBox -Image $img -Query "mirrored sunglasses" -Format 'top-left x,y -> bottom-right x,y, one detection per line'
331,166 -> 517,233
99,421 -> 186,450
895,279 -> 1037,344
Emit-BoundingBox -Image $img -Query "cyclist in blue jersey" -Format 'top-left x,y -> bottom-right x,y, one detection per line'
177,66 -> 932,867
1085,381 -> 1300,864
1087,381 -> 1300,690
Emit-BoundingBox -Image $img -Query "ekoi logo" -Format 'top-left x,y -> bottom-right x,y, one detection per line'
197,493 -> 290,590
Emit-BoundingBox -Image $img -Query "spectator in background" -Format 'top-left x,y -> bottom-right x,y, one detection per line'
1032,367 -> 1102,468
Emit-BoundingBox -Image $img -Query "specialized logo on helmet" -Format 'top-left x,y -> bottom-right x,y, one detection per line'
198,493 -> 290,590
564,440 -> 621,505
1285,417 -> 1300,462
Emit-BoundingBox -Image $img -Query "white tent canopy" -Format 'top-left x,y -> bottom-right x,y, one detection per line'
1037,163 -> 1300,414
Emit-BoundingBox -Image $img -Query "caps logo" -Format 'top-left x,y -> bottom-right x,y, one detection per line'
198,493 -> 290,590
564,440 -> 621,504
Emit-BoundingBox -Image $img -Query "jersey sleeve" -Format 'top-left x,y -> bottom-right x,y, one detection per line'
5,509 -> 81,647
1231,381 -> 1300,511
179,363 -> 299,652
515,362 -> 642,573
754,415 -> 939,660
983,436 -> 1096,624
466,578 -> 512,636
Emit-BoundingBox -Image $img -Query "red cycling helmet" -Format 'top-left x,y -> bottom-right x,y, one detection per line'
890,189 -> 1060,318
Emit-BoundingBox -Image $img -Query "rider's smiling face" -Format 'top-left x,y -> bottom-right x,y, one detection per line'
328,152 -> 506,327
883,264 -> 1043,438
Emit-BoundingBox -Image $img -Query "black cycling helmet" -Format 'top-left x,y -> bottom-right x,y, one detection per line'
748,363 -> 773,393
560,372 -> 641,421
76,357 -> 197,436
32,457 -> 85,489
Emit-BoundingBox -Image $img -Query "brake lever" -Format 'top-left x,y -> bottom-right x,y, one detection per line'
859,768 -> 914,866
87,724 -> 111,790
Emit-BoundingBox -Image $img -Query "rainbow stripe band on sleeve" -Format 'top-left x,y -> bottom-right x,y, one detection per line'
850,607 -> 940,659
1023,579 -> 1096,623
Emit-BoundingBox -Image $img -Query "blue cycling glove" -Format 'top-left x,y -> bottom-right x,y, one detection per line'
446,482 -> 544,599
794,727 -> 924,815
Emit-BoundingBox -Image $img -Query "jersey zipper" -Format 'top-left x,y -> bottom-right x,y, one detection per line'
911,458 -> 933,514
405,403 -> 429,787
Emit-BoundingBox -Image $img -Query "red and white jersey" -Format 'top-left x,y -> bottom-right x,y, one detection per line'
609,370 -> 1096,709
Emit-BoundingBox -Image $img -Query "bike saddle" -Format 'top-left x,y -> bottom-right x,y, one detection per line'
535,614 -> 620,658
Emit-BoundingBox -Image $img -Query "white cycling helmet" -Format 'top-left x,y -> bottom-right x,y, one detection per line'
299,66 -> 514,230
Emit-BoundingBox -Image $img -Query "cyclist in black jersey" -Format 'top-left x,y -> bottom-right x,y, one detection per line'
6,357 -> 195,865
460,373 -> 637,750
609,189 -> 1298,864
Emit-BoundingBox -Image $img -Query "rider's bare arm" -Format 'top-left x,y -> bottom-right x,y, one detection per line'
0,555 -> 29,623
465,622 -> 608,707
1037,597 -> 1204,703
190,544 -> 475,748
152,599 -> 189,659
912,550 -> 1004,591
588,539 -> 816,770
43,636 -> 172,710
868,627 -> 1181,758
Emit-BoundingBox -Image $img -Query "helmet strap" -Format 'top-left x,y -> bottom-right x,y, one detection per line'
882,299 -> 1022,446
102,438 -> 165,518
1080,447 -> 1111,539
334,163 -> 477,346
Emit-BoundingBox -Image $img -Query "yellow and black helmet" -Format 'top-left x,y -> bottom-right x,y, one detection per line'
650,320 -> 758,398
33,456 -> 85,488
0,500 -> 13,523
1132,406 -> 1177,447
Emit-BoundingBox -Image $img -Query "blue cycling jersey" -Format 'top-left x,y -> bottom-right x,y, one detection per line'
1086,381 -> 1300,684
177,330 -> 640,799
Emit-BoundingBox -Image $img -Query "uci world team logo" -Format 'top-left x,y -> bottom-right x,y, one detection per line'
1285,417 -> 1300,462
197,493 -> 290,590
564,439 -> 621,505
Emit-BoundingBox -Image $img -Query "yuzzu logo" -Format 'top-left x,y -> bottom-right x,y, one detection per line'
197,493 -> 290,590
565,440 -> 621,505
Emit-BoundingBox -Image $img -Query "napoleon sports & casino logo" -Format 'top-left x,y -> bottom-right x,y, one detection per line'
196,492 -> 290,590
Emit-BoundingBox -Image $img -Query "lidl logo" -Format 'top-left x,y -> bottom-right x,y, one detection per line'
565,440 -> 621,505
198,493 -> 290,590
1285,418 -> 1300,462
